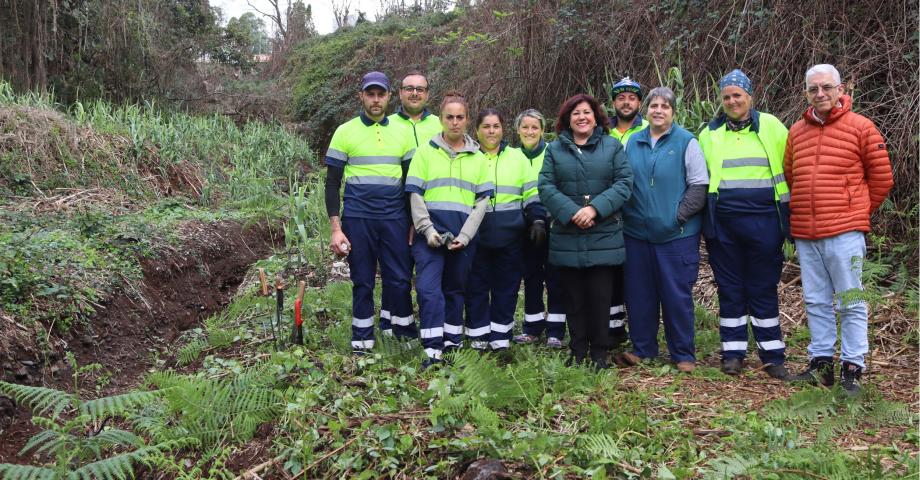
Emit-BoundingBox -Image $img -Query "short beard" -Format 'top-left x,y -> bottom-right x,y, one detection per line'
615,109 -> 637,122
402,104 -> 425,116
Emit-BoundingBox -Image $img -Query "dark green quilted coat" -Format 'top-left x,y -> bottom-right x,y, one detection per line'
538,127 -> 633,268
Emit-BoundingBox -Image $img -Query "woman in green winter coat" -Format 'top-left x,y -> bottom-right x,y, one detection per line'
537,93 -> 634,369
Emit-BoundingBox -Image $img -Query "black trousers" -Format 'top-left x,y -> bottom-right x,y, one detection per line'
559,265 -> 615,361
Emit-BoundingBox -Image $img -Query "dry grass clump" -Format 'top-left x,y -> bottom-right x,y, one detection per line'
0,105 -> 203,202
0,106 -> 131,197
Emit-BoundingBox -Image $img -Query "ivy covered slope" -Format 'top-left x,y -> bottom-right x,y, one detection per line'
0,81 -> 315,332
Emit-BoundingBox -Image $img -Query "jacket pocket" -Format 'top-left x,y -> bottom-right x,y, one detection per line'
646,211 -> 681,242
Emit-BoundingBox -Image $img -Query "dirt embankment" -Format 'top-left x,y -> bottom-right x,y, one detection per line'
0,220 -> 281,462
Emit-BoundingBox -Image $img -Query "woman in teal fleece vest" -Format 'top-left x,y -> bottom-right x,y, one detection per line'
538,93 -> 634,369
619,87 -> 709,373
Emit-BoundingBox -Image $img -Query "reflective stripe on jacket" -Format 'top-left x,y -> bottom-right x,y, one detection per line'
477,143 -> 539,248
325,113 -> 414,219
405,136 -> 494,235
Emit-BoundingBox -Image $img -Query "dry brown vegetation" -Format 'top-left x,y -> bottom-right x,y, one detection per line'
301,0 -> 917,241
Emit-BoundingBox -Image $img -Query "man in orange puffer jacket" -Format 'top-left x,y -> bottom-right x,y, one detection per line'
783,64 -> 893,395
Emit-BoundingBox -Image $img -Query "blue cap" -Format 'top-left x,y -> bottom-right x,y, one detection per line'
719,69 -> 753,95
611,77 -> 642,100
361,71 -> 390,91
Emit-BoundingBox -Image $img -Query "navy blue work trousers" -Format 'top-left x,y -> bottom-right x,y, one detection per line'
342,217 -> 415,350
706,213 -> 786,365
413,240 -> 477,359
466,240 -> 525,349
624,234 -> 700,363
521,235 -> 567,339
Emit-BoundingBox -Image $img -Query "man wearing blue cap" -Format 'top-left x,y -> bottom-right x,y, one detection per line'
607,77 -> 648,350
609,77 -> 649,146
324,71 -> 417,354
698,69 -> 791,379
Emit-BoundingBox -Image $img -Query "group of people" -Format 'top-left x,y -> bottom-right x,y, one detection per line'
324,64 -> 893,395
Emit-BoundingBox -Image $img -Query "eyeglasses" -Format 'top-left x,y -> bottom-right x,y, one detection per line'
806,83 -> 841,95
401,86 -> 429,93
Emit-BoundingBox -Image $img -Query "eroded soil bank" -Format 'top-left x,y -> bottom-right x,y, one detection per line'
0,220 -> 280,462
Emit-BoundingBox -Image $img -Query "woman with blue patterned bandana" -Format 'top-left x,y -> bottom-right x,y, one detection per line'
698,69 -> 791,380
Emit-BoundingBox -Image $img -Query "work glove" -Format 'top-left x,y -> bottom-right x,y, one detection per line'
529,220 -> 546,248
426,230 -> 443,248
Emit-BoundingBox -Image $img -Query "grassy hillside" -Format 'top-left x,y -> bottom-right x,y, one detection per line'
0,81 -> 315,330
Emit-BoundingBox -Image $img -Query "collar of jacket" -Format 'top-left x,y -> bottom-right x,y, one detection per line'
633,124 -> 677,146
360,111 -> 389,126
430,133 -> 480,156
481,141 -> 508,156
708,109 -> 762,133
803,94 -> 852,126
559,126 -> 605,150
521,139 -> 546,160
621,113 -> 645,130
396,106 -> 432,121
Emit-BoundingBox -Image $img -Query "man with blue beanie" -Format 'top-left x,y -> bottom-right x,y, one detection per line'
607,76 -> 648,351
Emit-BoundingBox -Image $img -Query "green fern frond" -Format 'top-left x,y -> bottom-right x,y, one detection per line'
579,433 -> 623,462
468,400 -> 500,430
79,389 -> 165,420
867,400 -> 915,426
177,339 -> 206,366
152,369 -> 278,447
145,371 -> 185,389
20,428 -> 66,456
88,429 -> 146,449
66,439 -> 187,480
206,328 -> 234,349
0,381 -> 76,418
0,463 -> 58,480
763,387 -> 838,424
130,404 -> 170,440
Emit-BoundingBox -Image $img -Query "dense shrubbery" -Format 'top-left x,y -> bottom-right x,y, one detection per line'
288,0 -> 917,248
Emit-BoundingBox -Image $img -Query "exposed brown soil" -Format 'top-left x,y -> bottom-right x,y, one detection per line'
0,220 -> 281,462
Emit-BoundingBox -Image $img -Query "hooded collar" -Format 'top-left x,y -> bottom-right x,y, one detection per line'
521,139 -> 546,160
430,133 -> 480,157
708,109 -> 762,133
803,94 -> 852,126
360,111 -> 389,126
396,105 -> 432,122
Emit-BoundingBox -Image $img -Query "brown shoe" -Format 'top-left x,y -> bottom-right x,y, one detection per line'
617,351 -> 642,366
676,361 -> 695,373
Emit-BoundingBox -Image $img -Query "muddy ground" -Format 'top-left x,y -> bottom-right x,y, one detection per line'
0,220 -> 281,462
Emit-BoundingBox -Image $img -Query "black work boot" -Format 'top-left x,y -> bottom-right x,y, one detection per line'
840,361 -> 863,396
720,357 -> 744,376
788,356 -> 835,386
764,363 -> 791,380
609,326 -> 628,349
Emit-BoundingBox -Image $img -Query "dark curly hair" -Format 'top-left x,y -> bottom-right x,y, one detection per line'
555,93 -> 611,134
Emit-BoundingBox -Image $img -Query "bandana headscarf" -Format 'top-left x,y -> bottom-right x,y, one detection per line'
719,69 -> 753,95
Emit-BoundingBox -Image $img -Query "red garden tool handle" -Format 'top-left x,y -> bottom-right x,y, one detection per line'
294,298 -> 303,326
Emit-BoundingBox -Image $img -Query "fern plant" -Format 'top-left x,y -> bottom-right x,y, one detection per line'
142,368 -> 280,448
0,380 -> 181,480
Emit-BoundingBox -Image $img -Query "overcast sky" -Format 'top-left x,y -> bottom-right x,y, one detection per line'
212,0 -> 383,35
